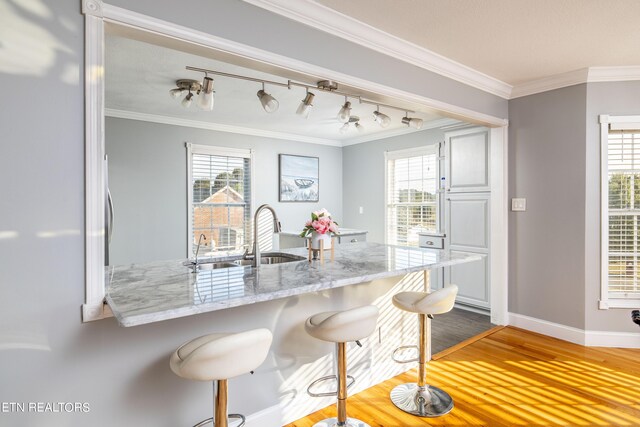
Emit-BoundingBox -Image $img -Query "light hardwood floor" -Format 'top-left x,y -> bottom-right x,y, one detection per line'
284,327 -> 640,427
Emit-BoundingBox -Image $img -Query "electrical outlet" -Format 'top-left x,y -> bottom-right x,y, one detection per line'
511,198 -> 526,212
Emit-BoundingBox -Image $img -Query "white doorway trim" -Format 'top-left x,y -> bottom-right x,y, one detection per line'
81,0 -> 509,323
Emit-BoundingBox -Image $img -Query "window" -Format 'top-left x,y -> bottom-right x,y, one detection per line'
187,143 -> 252,257
386,147 -> 438,246
600,115 -> 640,308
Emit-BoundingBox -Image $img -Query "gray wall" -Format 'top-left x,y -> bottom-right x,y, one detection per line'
585,81 -> 640,332
508,85 -> 588,329
106,117 -> 342,265
0,0 -> 508,425
342,129 -> 444,243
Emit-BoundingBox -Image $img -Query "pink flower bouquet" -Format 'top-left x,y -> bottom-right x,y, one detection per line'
300,208 -> 339,237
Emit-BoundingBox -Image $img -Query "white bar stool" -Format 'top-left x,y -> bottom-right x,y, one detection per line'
390,284 -> 458,417
305,305 -> 380,427
170,328 -> 273,427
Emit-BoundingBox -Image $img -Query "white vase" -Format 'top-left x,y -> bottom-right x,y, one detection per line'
310,232 -> 332,250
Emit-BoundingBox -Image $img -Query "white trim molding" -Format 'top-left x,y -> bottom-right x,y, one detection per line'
242,0 -> 513,99
509,312 -> 640,348
511,66 -> 640,99
106,109 -> 342,147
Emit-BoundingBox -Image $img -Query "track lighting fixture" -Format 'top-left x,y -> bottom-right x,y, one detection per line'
196,76 -> 215,111
169,79 -> 202,109
373,108 -> 391,128
402,114 -> 424,129
339,116 -> 362,134
296,90 -> 315,118
337,98 -> 351,123
257,83 -> 279,113
178,66 -> 425,132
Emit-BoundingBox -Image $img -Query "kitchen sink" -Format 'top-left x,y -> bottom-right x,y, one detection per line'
234,253 -> 307,266
187,252 -> 306,271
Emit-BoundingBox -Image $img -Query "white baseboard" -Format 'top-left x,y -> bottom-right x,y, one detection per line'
508,312 -> 585,345
508,312 -> 640,348
584,330 -> 640,348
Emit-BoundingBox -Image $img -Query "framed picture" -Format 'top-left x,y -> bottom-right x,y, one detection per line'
279,154 -> 319,202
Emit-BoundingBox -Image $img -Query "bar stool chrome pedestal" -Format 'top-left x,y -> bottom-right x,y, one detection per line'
390,285 -> 458,417
305,305 -> 379,427
170,328 -> 273,427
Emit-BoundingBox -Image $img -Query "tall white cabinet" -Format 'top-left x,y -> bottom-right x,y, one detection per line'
444,128 -> 491,310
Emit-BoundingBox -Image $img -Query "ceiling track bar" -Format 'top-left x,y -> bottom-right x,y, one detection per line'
185,65 -> 413,114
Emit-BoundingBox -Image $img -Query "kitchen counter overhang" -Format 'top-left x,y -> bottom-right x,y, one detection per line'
106,242 -> 482,327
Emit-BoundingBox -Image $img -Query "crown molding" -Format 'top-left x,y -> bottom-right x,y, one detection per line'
588,66 -> 640,82
242,0 -> 512,99
510,68 -> 590,99
105,109 -> 343,147
341,118 -> 459,147
511,66 -> 640,99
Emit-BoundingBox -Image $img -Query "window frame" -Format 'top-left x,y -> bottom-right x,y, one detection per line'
186,143 -> 254,258
384,145 -> 439,246
599,114 -> 640,309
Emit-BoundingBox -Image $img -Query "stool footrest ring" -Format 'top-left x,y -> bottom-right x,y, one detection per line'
307,374 -> 355,397
192,413 -> 246,427
392,345 -> 419,364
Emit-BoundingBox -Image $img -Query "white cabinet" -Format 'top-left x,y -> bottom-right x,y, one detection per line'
443,126 -> 491,310
446,128 -> 490,193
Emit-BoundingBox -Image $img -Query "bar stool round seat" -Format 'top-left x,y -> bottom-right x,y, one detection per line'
390,285 -> 458,418
170,328 -> 272,427
305,305 -> 379,427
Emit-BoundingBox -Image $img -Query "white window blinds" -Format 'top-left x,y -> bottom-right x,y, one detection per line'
606,129 -> 640,300
386,147 -> 437,246
187,144 -> 252,257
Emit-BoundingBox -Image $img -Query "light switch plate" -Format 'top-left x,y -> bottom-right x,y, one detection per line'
359,206 -> 364,214
512,198 -> 526,212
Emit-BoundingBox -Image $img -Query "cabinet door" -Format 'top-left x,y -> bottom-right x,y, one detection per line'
444,193 -> 490,309
445,128 -> 490,193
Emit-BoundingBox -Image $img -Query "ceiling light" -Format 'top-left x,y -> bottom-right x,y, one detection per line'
170,79 -> 202,109
355,121 -> 364,133
169,88 -> 185,99
257,86 -> 279,113
402,115 -> 424,129
339,122 -> 350,134
337,98 -> 351,123
296,90 -> 315,118
181,91 -> 194,108
196,76 -> 215,111
373,108 -> 391,128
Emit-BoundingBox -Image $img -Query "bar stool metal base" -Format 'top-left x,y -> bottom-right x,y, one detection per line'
311,416 -> 371,427
390,383 -> 453,417
192,413 -> 245,427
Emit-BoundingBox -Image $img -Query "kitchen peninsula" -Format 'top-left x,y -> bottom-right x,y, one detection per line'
106,242 -> 481,327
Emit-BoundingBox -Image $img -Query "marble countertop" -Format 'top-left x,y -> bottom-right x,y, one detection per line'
278,228 -> 368,237
105,242 -> 482,327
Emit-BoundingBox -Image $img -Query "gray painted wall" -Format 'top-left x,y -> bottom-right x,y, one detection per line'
1,0 -> 509,425
342,129 -> 444,244
508,85 -> 588,329
585,81 -> 640,332
106,117 -> 342,265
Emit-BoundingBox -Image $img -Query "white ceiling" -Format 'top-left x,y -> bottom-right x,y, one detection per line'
105,31 -> 451,145
314,0 -> 640,86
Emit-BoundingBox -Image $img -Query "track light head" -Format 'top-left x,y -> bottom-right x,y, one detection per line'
296,91 -> 315,118
339,122 -> 350,134
402,116 -> 424,129
337,100 -> 351,123
181,91 -> 194,108
196,77 -> 215,111
373,109 -> 391,128
257,89 -> 279,113
169,88 -> 185,99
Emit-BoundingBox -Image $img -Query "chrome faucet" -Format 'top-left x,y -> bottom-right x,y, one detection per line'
251,204 -> 282,268
193,233 -> 207,272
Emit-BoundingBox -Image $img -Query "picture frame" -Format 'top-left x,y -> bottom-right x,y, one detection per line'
279,154 -> 319,202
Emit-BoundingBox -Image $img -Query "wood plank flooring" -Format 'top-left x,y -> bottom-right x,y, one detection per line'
284,327 -> 640,427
